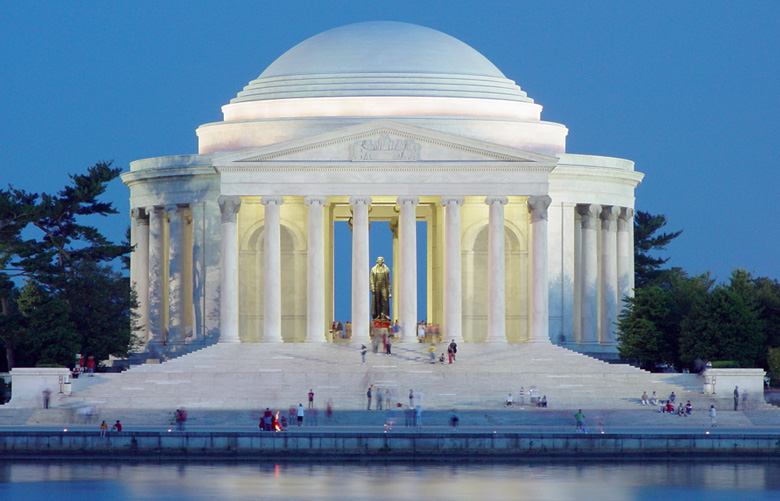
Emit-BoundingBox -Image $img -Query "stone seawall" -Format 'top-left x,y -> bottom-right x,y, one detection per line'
2,431 -> 780,459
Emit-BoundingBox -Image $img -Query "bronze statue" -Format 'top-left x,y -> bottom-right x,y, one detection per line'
370,256 -> 391,320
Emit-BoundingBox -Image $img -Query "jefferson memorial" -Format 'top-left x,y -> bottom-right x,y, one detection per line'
124,21 -> 643,359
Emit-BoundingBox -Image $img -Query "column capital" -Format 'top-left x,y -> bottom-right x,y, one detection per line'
349,196 -> 372,206
131,208 -> 148,224
304,196 -> 326,207
600,205 -> 620,229
261,196 -> 283,207
618,207 -> 635,222
397,196 -> 419,206
440,196 -> 464,207
485,195 -> 508,206
528,195 -> 552,222
218,195 -> 241,224
576,203 -> 601,230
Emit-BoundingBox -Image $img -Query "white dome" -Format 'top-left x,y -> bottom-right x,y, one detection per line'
231,21 -> 532,103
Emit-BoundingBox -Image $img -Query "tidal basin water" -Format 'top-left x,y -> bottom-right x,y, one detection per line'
1,461 -> 779,500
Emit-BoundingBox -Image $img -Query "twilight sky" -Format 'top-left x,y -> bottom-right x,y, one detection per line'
2,1 -> 778,292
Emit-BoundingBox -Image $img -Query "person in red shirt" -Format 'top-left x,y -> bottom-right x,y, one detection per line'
86,356 -> 96,377
112,420 -> 122,432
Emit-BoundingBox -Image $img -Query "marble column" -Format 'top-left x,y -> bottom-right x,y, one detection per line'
305,197 -> 326,342
486,196 -> 508,343
576,204 -> 600,346
398,196 -> 418,341
147,206 -> 164,348
350,196 -> 371,343
600,206 -> 620,345
529,195 -> 552,343
218,195 -> 241,343
617,208 -> 634,304
166,205 -> 186,350
442,197 -> 464,343
262,196 -> 283,343
131,208 -> 150,348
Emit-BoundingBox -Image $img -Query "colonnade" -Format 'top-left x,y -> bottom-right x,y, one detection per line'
216,194 -> 552,345
575,204 -> 634,346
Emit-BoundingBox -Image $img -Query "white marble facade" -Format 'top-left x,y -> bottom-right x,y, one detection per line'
123,22 -> 643,358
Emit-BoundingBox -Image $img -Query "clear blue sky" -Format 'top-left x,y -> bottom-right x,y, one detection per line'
2,1 -> 778,304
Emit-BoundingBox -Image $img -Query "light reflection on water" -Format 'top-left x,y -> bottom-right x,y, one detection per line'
0,461 -> 779,501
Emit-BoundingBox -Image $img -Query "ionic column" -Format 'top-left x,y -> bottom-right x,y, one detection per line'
166,205 -> 186,349
617,208 -> 634,302
486,196 -> 508,343
350,196 -> 371,344
218,195 -> 241,343
131,208 -> 150,348
576,204 -> 600,345
600,206 -> 620,345
529,196 -> 552,343
262,196 -> 283,343
442,197 -> 464,343
147,207 -> 164,348
305,197 -> 326,342
398,196 -> 418,341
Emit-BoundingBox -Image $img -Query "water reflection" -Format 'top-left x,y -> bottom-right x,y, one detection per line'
0,461 -> 778,501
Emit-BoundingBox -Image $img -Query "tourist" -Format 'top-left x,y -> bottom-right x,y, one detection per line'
175,408 -> 187,431
408,389 -> 414,408
665,401 -> 675,414
297,403 -> 305,426
676,403 -> 685,416
641,391 -> 649,405
366,385 -> 373,410
505,393 -> 513,407
112,420 -> 123,433
709,404 -> 717,427
538,395 -> 548,408
392,320 -> 400,339
650,391 -> 658,406
733,386 -> 739,410
439,353 -> 445,364
377,387 -> 384,410
386,335 -> 392,356
384,388 -> 391,408
574,409 -> 586,432
685,400 -> 693,415
42,389 -> 51,409
87,355 -> 96,376
428,344 -> 436,363
308,388 -> 315,409
415,404 -> 423,427
449,411 -> 459,428
382,331 -> 388,355
360,344 -> 367,363
518,386 -> 525,406
326,400 -> 333,420
417,322 -> 425,343
262,408 -> 273,431
99,420 -> 108,438
669,391 -> 676,403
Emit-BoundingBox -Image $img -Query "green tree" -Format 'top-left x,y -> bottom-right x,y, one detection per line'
753,276 -> 780,348
680,270 -> 766,368
618,268 -> 712,369
15,281 -> 79,367
634,211 -> 682,288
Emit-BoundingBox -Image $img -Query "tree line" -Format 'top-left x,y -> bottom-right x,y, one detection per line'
0,162 -> 136,370
619,212 -> 780,379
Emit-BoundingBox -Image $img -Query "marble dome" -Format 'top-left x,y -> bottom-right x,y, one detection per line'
230,21 -> 532,103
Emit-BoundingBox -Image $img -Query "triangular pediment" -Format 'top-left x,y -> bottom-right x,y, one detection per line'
217,120 -> 556,165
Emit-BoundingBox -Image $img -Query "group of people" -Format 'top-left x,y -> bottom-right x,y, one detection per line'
329,321 -> 352,340
417,322 -> 441,343
98,419 -> 122,437
72,354 -> 97,378
366,385 -> 397,410
505,387 -> 546,407
427,339 -> 458,364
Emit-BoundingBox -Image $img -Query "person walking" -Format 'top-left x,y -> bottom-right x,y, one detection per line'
733,386 -> 740,411
366,385 -> 373,410
448,339 -> 457,363
297,403 -> 305,426
360,344 -> 367,363
574,409 -> 586,432
709,404 -> 717,427
308,389 -> 315,409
